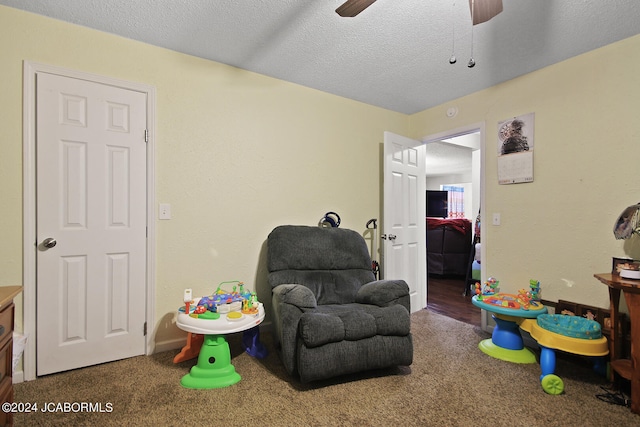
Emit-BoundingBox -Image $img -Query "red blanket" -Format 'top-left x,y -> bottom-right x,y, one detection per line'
426,218 -> 471,235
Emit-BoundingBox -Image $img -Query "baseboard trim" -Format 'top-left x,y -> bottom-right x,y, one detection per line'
153,337 -> 186,354
13,370 -> 24,384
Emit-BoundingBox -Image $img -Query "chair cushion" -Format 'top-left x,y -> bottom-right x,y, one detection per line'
268,226 -> 373,272
269,269 -> 375,305
299,304 -> 410,348
362,304 -> 411,336
267,226 -> 377,305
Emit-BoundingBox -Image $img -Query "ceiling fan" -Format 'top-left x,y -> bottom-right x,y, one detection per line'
335,0 -> 376,17
336,0 -> 503,24
470,0 -> 503,25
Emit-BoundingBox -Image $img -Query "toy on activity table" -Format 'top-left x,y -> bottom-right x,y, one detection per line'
471,277 -> 500,297
183,288 -> 193,314
180,280 -> 261,318
528,279 -> 541,300
516,280 -> 541,310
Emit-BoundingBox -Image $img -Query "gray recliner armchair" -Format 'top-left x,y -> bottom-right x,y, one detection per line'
267,225 -> 413,383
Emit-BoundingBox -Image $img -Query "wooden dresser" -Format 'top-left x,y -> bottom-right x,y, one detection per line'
0,286 -> 22,427
594,273 -> 640,415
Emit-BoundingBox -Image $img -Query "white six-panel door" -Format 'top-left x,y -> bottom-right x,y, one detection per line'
36,72 -> 147,375
383,132 -> 426,313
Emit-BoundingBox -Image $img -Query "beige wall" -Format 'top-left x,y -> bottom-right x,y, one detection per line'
409,34 -> 640,309
2,5 -> 639,352
0,6 -> 408,345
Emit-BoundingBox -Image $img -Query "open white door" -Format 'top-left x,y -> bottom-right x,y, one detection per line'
383,132 -> 426,313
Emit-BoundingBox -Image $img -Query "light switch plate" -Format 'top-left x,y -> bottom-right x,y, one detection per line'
159,203 -> 171,220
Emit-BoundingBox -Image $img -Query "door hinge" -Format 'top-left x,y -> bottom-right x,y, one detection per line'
144,129 -> 149,143
143,322 -> 147,336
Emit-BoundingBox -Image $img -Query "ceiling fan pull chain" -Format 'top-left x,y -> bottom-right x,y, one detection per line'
468,0 -> 476,67
449,1 -> 457,64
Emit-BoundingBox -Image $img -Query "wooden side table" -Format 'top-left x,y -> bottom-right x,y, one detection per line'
594,273 -> 640,414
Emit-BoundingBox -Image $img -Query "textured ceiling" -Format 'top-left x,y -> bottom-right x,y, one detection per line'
426,133 -> 479,177
2,0 -> 640,114
425,141 -> 473,177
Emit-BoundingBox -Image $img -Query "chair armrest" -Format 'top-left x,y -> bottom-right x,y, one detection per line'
355,280 -> 411,311
271,284 -> 317,376
272,284 -> 317,309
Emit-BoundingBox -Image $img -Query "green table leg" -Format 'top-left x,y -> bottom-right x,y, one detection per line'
180,334 -> 241,389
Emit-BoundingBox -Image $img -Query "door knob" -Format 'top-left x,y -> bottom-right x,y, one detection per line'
42,238 -> 57,249
388,234 -> 397,241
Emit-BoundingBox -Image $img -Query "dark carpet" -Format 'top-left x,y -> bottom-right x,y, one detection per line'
14,309 -> 638,426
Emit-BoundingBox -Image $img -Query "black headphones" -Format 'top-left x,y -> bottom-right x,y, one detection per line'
319,212 -> 341,228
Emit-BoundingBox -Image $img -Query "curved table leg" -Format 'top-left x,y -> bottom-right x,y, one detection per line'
592,356 -> 607,377
173,332 -> 204,363
242,326 -> 268,359
478,315 -> 537,364
539,345 -> 556,381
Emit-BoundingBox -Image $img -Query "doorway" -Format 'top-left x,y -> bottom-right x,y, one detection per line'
22,62 -> 157,381
422,124 -> 485,325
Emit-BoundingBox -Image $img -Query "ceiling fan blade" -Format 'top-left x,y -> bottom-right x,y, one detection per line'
336,0 -> 377,17
469,0 -> 503,25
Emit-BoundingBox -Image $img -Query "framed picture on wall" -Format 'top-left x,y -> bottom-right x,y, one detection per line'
497,112 -> 534,185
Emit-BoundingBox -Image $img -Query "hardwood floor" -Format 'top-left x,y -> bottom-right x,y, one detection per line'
426,276 -> 481,325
